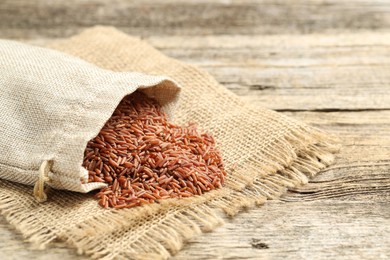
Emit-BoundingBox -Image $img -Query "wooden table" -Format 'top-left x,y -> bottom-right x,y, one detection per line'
1,1 -> 389,259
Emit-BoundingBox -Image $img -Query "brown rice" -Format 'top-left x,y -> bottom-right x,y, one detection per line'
83,91 -> 226,209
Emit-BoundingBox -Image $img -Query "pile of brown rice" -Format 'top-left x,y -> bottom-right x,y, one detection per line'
83,91 -> 226,209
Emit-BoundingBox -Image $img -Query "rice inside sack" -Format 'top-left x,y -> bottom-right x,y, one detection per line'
83,91 -> 226,209
0,39 -> 181,198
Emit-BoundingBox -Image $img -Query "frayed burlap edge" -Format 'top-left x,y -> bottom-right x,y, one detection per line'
0,128 -> 339,259
0,27 -> 340,259
68,130 -> 340,260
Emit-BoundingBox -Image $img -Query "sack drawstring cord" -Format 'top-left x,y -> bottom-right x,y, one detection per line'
33,160 -> 51,202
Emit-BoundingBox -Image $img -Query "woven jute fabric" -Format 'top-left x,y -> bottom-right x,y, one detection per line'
0,27 -> 339,259
0,39 -> 180,195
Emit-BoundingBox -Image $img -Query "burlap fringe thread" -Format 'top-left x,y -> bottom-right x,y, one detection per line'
0,126 -> 339,259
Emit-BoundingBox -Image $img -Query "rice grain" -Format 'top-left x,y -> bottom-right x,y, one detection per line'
83,91 -> 226,209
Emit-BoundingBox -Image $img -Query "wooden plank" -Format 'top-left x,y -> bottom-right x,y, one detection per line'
23,34 -> 390,110
172,109 -> 390,259
1,0 -> 390,39
1,108 -> 389,259
146,34 -> 390,110
1,2 -> 390,257
173,201 -> 390,260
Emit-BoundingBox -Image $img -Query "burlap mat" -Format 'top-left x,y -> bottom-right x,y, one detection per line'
0,26 -> 339,259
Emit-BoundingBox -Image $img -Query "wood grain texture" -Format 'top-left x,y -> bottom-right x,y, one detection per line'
1,0 -> 390,39
1,109 -> 389,259
1,0 -> 390,259
147,34 -> 390,110
172,110 -> 390,259
173,201 -> 390,260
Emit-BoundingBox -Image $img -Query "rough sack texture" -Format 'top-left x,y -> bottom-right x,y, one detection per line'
0,39 -> 180,194
0,27 -> 339,259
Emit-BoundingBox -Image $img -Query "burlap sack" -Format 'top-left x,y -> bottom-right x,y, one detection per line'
0,39 -> 180,201
0,27 -> 339,259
